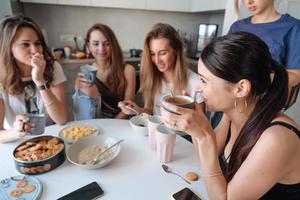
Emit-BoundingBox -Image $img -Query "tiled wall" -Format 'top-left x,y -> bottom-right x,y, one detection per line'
23,4 -> 224,51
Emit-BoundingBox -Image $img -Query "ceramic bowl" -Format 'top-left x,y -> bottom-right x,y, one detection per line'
58,124 -> 99,144
129,115 -> 148,136
66,135 -> 121,169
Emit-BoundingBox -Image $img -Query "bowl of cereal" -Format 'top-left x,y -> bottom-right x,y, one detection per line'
58,124 -> 99,144
13,135 -> 66,175
66,135 -> 121,169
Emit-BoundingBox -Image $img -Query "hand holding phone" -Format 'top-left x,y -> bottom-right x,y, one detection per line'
57,182 -> 104,200
172,187 -> 202,200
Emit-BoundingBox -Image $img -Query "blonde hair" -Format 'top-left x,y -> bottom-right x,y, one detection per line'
0,15 -> 54,95
85,23 -> 126,95
140,23 -> 188,110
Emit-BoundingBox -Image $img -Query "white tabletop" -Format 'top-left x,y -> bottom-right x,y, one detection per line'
0,119 -> 208,200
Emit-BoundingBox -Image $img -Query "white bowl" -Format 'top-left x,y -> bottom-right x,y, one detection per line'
58,124 -> 99,144
66,135 -> 121,169
129,115 -> 148,136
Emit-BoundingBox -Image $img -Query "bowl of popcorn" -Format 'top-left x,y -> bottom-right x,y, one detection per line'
66,135 -> 121,169
58,124 -> 99,144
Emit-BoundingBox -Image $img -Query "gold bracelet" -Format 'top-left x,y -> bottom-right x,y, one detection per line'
204,170 -> 223,178
44,98 -> 56,107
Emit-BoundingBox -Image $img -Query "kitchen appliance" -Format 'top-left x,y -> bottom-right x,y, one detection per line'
130,49 -> 142,57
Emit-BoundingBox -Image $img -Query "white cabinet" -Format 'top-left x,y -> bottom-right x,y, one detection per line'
20,0 -> 226,12
92,0 -> 146,10
59,0 -> 92,7
190,0 -> 226,12
146,0 -> 190,12
20,0 -> 58,4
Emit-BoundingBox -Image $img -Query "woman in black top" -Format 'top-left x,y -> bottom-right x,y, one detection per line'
161,32 -> 300,199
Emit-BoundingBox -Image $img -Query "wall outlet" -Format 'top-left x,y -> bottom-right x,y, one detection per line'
60,34 -> 75,42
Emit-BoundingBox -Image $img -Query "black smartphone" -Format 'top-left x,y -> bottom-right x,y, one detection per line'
172,187 -> 202,200
57,182 -> 104,200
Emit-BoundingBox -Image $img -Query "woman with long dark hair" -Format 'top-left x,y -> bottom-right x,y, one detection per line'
161,32 -> 300,199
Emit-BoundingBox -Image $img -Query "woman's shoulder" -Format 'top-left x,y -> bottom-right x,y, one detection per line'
261,115 -> 299,146
123,63 -> 136,74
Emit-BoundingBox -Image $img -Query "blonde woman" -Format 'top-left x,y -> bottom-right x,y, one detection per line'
119,23 -> 203,115
0,16 -> 67,143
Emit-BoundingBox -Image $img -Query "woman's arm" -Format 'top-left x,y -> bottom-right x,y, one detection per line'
161,102 -> 299,199
115,64 -> 136,119
0,100 -> 29,143
39,82 -> 67,124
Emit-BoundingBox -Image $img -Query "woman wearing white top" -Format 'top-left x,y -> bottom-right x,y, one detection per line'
0,15 -> 67,143
119,23 -> 203,116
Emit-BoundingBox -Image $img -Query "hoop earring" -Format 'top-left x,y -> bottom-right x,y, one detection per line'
234,99 -> 248,113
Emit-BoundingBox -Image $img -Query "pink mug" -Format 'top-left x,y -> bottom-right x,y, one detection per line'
156,124 -> 176,163
148,115 -> 163,150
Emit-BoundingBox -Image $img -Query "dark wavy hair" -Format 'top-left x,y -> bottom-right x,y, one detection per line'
200,31 -> 288,181
0,15 -> 54,95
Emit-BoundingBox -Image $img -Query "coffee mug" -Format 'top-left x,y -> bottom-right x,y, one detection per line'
80,64 -> 97,84
25,113 -> 46,135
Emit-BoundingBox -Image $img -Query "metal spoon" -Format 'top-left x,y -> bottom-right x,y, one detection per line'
85,139 -> 124,165
162,164 -> 191,184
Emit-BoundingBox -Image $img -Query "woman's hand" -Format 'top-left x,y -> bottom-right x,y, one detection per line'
118,100 -> 142,115
160,102 -> 211,139
75,72 -> 99,98
13,115 -> 35,133
31,53 -> 46,85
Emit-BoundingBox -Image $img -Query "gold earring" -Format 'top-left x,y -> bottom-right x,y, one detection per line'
234,99 -> 248,113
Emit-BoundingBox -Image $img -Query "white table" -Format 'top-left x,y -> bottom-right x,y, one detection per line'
0,119 -> 208,200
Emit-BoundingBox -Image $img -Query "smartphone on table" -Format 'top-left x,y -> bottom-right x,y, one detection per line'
57,181 -> 104,200
172,187 -> 202,200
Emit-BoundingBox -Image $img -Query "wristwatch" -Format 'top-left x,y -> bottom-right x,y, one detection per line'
36,82 -> 50,90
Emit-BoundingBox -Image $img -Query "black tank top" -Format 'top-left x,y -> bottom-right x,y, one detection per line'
221,121 -> 300,199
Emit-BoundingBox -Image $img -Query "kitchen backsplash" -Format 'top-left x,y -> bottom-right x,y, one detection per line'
23,3 -> 224,52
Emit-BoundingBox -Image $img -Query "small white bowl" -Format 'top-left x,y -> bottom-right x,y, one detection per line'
66,135 -> 121,169
58,124 -> 99,144
129,115 -> 148,136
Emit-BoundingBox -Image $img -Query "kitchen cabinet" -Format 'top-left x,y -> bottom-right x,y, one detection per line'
1,0 -> 23,18
20,0 -> 226,12
92,0 -> 146,10
146,0 -> 190,12
190,0 -> 226,12
59,0 -> 92,7
20,0 -> 58,4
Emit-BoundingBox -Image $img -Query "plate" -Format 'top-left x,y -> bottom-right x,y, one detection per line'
58,124 -> 99,144
0,175 -> 42,200
66,135 -> 121,169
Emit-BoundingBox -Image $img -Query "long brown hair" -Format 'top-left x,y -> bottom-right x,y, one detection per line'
0,15 -> 54,95
85,23 -> 126,95
140,23 -> 188,110
201,32 -> 288,181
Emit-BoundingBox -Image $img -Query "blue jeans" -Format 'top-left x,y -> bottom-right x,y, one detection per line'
72,90 -> 101,120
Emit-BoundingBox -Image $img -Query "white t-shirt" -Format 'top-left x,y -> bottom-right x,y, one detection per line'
153,70 -> 203,115
0,62 -> 67,129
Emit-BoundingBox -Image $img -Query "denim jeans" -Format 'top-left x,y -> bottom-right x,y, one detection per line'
72,90 -> 101,120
